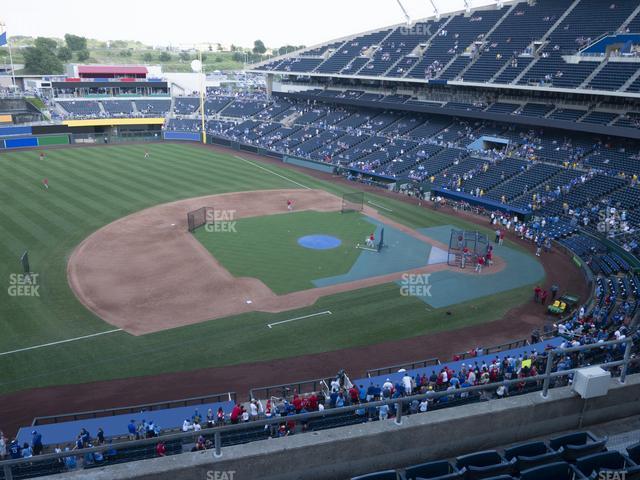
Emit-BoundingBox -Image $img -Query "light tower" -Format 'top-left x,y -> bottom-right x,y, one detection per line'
191,51 -> 206,145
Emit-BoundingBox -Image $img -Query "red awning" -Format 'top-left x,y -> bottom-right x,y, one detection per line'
78,65 -> 148,75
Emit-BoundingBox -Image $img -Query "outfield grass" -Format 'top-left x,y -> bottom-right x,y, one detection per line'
193,211 -> 372,294
0,143 -> 539,395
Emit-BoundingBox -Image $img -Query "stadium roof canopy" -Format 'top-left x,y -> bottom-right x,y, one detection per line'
77,66 -> 148,75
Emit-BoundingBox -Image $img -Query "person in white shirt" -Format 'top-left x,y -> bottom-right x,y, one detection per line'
382,378 -> 393,391
249,401 -> 259,420
418,400 -> 428,413
182,420 -> 193,432
402,374 -> 413,396
193,422 -> 202,432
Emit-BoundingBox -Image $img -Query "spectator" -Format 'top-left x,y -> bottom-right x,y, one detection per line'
127,420 -> 136,440
156,441 -> 166,457
31,430 -> 43,455
0,431 -> 6,460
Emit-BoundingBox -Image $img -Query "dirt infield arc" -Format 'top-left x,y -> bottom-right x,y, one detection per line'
67,189 -> 506,336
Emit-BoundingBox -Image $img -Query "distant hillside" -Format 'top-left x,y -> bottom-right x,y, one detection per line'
5,35 -> 259,73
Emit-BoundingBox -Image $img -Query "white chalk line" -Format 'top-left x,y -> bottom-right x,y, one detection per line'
233,155 -> 312,190
367,201 -> 393,212
0,329 -> 124,356
267,311 -> 332,329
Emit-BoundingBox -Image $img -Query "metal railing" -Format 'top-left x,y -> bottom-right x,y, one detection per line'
31,392 -> 236,426
453,338 -> 528,361
0,338 -> 634,480
366,358 -> 441,377
249,376 -> 338,402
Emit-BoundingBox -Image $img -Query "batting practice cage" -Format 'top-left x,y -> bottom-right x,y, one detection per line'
187,207 -> 214,232
341,192 -> 365,213
447,229 -> 489,267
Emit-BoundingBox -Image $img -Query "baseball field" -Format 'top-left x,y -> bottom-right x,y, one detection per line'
0,142 -> 547,402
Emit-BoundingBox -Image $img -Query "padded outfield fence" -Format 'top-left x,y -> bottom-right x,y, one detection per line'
0,338 -> 635,480
187,207 -> 214,232
31,392 -> 236,427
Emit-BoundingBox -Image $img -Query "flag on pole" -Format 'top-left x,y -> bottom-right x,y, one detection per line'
0,31 -> 7,47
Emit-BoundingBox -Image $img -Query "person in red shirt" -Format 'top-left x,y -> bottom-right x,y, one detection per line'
499,229 -> 505,245
292,394 -> 303,413
155,441 -> 166,457
486,250 -> 493,266
475,255 -> 485,273
349,385 -> 359,404
39,152 -> 45,161
534,285 -> 542,303
42,178 -> 49,190
287,199 -> 293,211
540,290 -> 548,305
307,394 -> 318,411
230,404 -> 242,424
461,246 -> 469,268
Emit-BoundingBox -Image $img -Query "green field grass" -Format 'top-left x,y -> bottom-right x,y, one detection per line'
0,143 -> 538,395
193,211 -> 372,294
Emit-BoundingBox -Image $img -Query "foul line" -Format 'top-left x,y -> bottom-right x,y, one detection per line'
267,311 -> 332,329
233,155 -> 312,190
0,329 -> 124,356
367,201 -> 393,212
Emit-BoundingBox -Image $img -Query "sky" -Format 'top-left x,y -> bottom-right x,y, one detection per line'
3,0 -> 500,49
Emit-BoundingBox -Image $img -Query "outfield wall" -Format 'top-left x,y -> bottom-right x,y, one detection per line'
49,374 -> 640,480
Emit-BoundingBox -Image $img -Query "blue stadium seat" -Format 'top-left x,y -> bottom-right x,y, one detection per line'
402,460 -> 460,480
351,470 -> 398,480
520,461 -> 587,480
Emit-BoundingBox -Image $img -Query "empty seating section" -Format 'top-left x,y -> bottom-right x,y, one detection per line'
487,163 -> 560,202
135,99 -> 171,116
58,100 -> 101,117
462,0 -> 570,83
315,29 -> 392,74
354,430 -> 637,480
251,0 -> 638,93
486,102 -> 521,114
548,108 -> 587,122
587,62 -> 640,91
407,9 -> 505,81
101,100 -> 134,116
462,157 -> 527,194
540,175 -> 627,215
519,0 -> 636,89
613,112 -> 640,129
174,97 -> 200,115
357,23 -> 433,77
580,110 -> 618,125
221,100 -> 268,118
204,97 -> 233,115
585,147 -> 640,174
276,57 -> 324,72
517,103 -> 554,117
165,118 -> 200,132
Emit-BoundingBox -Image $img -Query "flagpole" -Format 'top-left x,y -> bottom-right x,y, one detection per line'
7,35 -> 16,88
0,22 -> 15,88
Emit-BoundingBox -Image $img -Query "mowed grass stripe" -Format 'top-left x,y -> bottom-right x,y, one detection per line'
0,163 -> 107,226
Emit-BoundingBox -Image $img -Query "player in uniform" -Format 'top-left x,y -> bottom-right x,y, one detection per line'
366,233 -> 375,248
144,150 -> 150,159
287,199 -> 293,211
42,178 -> 49,190
39,152 -> 45,161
